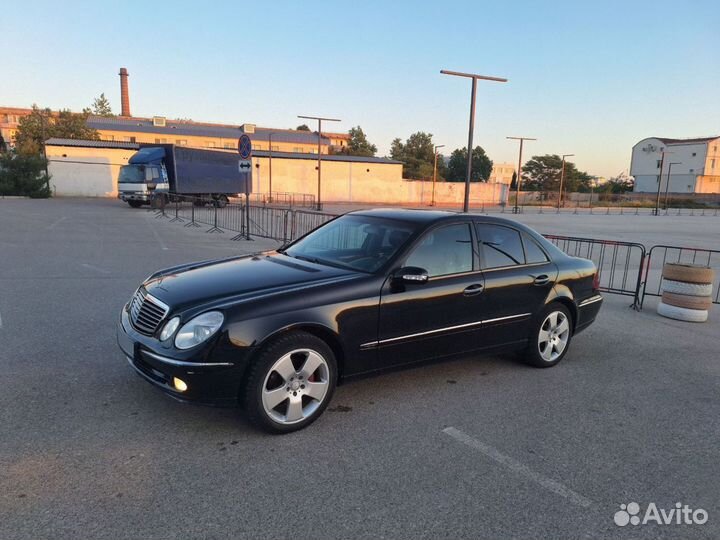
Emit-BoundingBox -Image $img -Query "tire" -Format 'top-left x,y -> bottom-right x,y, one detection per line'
657,301 -> 708,323
127,200 -> 143,208
661,279 -> 713,297
214,195 -> 229,208
523,303 -> 573,368
661,291 -> 712,310
662,263 -> 715,284
243,331 -> 337,434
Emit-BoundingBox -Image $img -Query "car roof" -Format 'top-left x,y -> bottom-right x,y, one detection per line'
347,208 -> 538,231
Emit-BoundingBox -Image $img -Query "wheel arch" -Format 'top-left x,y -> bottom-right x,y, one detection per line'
545,286 -> 578,330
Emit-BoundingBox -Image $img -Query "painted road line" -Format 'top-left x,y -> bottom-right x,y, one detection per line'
442,426 -> 593,508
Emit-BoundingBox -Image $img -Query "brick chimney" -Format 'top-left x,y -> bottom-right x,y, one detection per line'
119,67 -> 131,117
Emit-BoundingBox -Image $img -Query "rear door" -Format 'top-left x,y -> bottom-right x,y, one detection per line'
474,222 -> 557,348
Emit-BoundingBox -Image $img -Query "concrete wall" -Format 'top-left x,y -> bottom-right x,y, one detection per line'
46,145 -> 136,197
250,155 -> 507,205
44,143 -> 508,204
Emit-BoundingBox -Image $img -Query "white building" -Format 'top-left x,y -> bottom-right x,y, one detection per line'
630,136 -> 720,193
489,162 -> 516,185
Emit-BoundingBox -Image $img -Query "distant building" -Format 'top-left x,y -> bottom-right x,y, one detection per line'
630,136 -> 720,193
488,162 -> 516,185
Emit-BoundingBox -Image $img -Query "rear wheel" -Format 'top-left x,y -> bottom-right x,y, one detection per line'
214,194 -> 229,208
524,303 -> 573,368
243,332 -> 337,433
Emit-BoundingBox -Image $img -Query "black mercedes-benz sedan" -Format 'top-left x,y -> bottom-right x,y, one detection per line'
117,209 -> 602,433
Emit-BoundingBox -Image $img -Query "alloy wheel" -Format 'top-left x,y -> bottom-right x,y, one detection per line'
538,311 -> 570,362
261,348 -> 330,424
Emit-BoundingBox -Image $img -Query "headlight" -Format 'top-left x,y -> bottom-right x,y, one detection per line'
174,311 -> 224,350
159,316 -> 180,341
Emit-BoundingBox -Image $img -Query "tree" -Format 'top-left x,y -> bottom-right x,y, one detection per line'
521,154 -> 592,192
14,105 -> 99,155
446,146 -> 493,182
390,132 -> 438,179
600,174 -> 634,193
296,124 -> 311,131
84,93 -> 114,116
0,151 -> 51,197
340,126 -> 377,157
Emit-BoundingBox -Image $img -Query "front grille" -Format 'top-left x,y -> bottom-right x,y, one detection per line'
129,288 -> 169,335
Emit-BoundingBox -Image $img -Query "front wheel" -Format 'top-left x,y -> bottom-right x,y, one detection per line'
523,303 -> 573,368
127,200 -> 143,208
243,332 -> 337,433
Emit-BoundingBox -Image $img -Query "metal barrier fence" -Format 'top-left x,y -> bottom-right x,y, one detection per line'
544,235 -> 646,308
639,245 -> 720,308
155,195 -> 336,244
248,192 -> 316,208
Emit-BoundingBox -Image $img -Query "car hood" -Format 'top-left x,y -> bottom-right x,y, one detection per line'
143,252 -> 360,310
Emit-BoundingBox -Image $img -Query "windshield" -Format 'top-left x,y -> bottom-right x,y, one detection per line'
284,215 -> 415,273
118,164 -> 145,183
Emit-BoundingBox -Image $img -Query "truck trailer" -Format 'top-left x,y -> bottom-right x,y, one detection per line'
117,144 -> 248,207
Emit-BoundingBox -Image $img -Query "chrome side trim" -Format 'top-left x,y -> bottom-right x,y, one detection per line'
141,350 -> 234,367
360,312 -> 532,349
578,295 -> 603,307
481,312 -> 532,325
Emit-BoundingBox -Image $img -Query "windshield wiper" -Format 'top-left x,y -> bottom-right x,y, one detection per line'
292,254 -> 356,271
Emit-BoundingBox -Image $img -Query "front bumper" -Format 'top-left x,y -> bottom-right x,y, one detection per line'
119,192 -> 150,202
117,308 -> 252,406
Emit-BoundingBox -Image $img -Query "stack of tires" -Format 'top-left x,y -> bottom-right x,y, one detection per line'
657,263 -> 715,323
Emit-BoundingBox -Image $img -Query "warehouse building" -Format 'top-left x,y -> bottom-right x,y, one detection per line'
630,136 -> 720,193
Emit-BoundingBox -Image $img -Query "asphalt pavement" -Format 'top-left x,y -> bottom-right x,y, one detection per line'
1,198 -> 718,540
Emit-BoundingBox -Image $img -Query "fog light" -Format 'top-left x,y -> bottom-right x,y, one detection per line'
173,377 -> 188,392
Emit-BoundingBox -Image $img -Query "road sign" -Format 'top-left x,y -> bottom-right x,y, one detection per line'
238,160 -> 252,172
238,134 -> 252,160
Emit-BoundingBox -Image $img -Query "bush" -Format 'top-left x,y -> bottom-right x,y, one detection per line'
0,152 -> 51,198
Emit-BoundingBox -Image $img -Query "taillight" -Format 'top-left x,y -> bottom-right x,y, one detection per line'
592,272 -> 600,291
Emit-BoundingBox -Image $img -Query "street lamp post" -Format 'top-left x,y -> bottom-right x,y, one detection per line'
431,144 -> 445,206
298,115 -> 341,211
441,70 -> 508,212
654,150 -> 673,216
558,153 -> 574,209
664,161 -> 681,210
507,136 -> 537,213
267,133 -> 275,203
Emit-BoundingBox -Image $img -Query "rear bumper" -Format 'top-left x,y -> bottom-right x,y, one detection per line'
117,308 -> 252,406
575,294 -> 603,334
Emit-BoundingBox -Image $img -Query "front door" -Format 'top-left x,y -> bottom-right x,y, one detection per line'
375,222 -> 486,369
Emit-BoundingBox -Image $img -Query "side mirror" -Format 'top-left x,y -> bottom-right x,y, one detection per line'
395,266 -> 429,284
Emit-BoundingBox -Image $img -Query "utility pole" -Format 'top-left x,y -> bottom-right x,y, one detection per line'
654,150 -> 673,216
558,153 -> 574,208
507,136 -> 537,213
441,70 -> 508,212
664,161 -> 681,210
298,115 -> 341,211
431,144 -> 445,206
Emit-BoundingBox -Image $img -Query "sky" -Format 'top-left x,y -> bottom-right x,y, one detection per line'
2,0 -> 719,177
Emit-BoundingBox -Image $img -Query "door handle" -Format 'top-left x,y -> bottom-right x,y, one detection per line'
463,283 -> 484,296
533,274 -> 550,286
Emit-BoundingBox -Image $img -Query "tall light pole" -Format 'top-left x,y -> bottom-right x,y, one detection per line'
507,136 -> 537,213
654,149 -> 673,216
664,161 -> 681,210
298,115 -> 341,210
558,153 -> 574,208
267,132 -> 278,203
441,70 -> 508,212
431,144 -> 445,207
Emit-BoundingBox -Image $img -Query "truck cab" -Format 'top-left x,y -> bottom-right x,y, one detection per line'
118,147 -> 170,207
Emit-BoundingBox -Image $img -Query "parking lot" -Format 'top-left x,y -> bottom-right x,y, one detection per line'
2,198 -> 719,539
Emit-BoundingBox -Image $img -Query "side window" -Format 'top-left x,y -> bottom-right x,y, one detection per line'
405,224 -> 473,277
522,232 -> 549,264
476,224 -> 525,269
